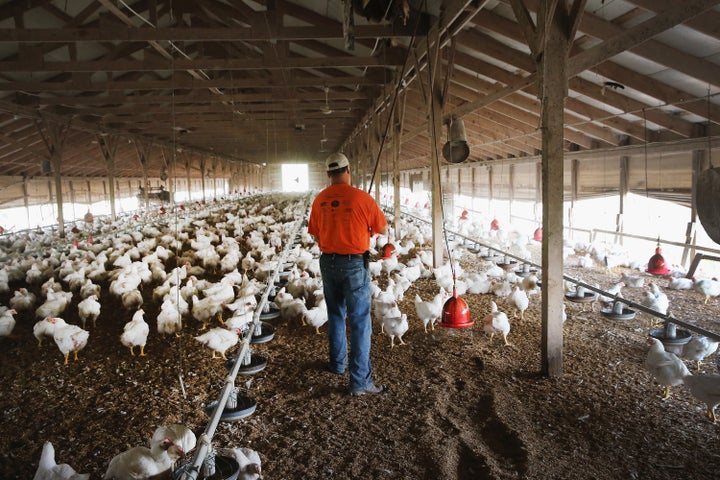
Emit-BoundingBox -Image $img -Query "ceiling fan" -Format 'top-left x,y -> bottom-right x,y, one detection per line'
321,86 -> 333,115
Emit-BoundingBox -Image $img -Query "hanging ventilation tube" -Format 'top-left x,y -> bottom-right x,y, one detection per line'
442,115 -> 470,163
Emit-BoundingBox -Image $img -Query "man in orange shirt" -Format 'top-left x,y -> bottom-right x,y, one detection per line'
308,152 -> 387,396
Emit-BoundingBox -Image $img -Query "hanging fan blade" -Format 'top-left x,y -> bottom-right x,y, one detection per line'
321,86 -> 333,115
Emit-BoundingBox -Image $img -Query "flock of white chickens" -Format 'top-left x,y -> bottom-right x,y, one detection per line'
2,192 -> 720,478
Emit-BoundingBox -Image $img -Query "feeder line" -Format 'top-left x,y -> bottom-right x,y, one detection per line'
178,200 -> 310,480
386,206 -> 720,343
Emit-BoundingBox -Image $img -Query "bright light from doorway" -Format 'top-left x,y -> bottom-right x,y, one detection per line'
282,163 -> 309,192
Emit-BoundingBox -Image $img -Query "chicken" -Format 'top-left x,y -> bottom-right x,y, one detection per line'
77,295 -> 101,329
681,336 -> 719,372
53,322 -> 89,365
509,286 -> 529,320
79,279 -> 101,300
217,447 -> 262,480
598,281 -> 624,306
157,299 -> 182,336
33,441 -> 90,480
156,424 -> 197,463
36,290 -> 73,320
10,287 -> 37,312
304,298 -> 328,334
644,336 -> 690,399
0,308 -> 17,338
120,309 -> 150,357
667,277 -> 694,290
621,272 -> 645,288
483,301 -> 511,346
191,294 -> 223,329
693,278 -> 720,304
641,284 -> 669,322
682,373 -> 720,422
414,291 -> 446,333
103,426 -> 176,480
32,316 -> 63,347
194,327 -> 240,359
121,289 -> 144,311
381,306 -> 408,348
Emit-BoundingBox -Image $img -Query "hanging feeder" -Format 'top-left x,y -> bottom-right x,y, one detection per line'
564,285 -> 598,304
438,286 -> 473,329
173,453 -> 240,480
533,227 -> 543,242
514,263 -> 537,277
225,351 -> 268,376
497,255 -> 517,272
250,321 -> 276,343
649,322 -> 692,355
460,209 -> 468,220
646,240 -> 671,275
490,218 -> 500,231
204,389 -> 257,423
442,115 -> 470,164
600,300 -> 636,320
381,243 -> 396,259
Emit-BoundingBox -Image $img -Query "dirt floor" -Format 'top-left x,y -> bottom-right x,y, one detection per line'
1,214 -> 720,479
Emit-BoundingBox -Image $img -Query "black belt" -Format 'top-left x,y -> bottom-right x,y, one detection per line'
322,252 -> 364,258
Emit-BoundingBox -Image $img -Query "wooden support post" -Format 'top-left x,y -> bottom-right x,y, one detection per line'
98,134 -> 118,221
86,180 -> 92,205
534,161 -> 542,223
508,164 -> 516,222
185,156 -> 192,201
36,117 -> 71,237
134,139 -> 151,209
22,175 -> 30,229
538,1 -> 581,378
684,148 -> 707,266
569,159 -> 579,240
392,91 -> 404,241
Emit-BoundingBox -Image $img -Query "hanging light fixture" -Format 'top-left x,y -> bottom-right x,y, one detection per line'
442,115 -> 470,163
533,226 -> 543,242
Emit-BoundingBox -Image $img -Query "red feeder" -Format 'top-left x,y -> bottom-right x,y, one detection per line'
132,214 -> 139,221
159,207 -> 166,215
84,211 -> 94,223
460,209 -> 469,220
490,218 -> 500,231
533,227 -> 543,242
646,242 -> 671,275
424,202 -> 430,209
88,236 -> 94,244
179,204 -> 185,211
439,288 -> 473,329
381,243 -> 396,259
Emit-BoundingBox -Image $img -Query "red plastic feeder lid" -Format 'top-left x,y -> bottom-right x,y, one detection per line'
490,219 -> 500,230
646,246 -> 671,275
438,295 -> 474,329
381,243 -> 396,259
533,227 -> 543,242
460,209 -> 469,220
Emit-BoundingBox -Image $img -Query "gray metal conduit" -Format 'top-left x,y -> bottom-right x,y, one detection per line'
178,206 -> 309,480
385,207 -> 720,343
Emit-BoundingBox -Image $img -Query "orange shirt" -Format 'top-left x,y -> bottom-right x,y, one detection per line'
308,183 -> 387,254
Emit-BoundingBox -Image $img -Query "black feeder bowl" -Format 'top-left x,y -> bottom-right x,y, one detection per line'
259,304 -> 281,321
438,291 -> 474,329
514,264 -> 537,277
225,354 -> 268,375
649,323 -> 692,354
173,455 -> 240,480
600,301 -> 636,320
274,278 -> 288,289
467,243 -> 481,254
204,394 -> 257,423
250,321 -> 276,344
481,253 -> 503,263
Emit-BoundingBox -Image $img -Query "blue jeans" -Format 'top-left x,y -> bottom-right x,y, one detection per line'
319,254 -> 373,391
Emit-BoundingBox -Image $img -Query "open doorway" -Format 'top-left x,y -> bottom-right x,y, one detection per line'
281,163 -> 309,192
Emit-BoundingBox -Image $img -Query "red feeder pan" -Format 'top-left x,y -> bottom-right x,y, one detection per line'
460,209 -> 469,220
533,227 -> 543,242
381,243 -> 396,259
647,245 -> 671,275
490,218 -> 500,231
438,289 -> 474,329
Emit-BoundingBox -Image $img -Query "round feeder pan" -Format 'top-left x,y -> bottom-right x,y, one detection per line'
649,327 -> 692,351
174,455 -> 240,480
274,279 -> 288,289
497,261 -> 518,272
259,306 -> 280,321
250,321 -> 276,344
565,292 -> 598,303
467,245 -> 481,254
277,271 -> 291,281
225,354 -> 268,375
514,267 -> 538,277
482,254 -> 503,262
600,306 -> 636,320
204,396 -> 257,422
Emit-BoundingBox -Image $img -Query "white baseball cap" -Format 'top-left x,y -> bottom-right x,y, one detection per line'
325,152 -> 350,172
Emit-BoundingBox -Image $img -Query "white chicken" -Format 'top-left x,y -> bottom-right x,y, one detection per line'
157,299 -> 183,336
682,373 -> 720,423
33,316 -> 67,348
121,289 -> 144,311
693,278 -> 720,304
621,272 -> 645,288
681,336 -> 719,372
381,305 -> 408,349
667,277 -> 694,290
194,327 -> 240,359
33,441 -> 90,480
9,287 -> 37,312
509,286 -> 529,320
644,336 -> 690,399
414,291 -> 447,333
103,426 -> 176,480
304,298 -> 328,334
641,283 -> 670,321
217,447 -> 262,480
79,279 -> 101,300
483,301 -> 511,346
120,309 -> 150,357
77,295 -> 101,329
53,322 -> 90,365
0,308 -> 17,338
